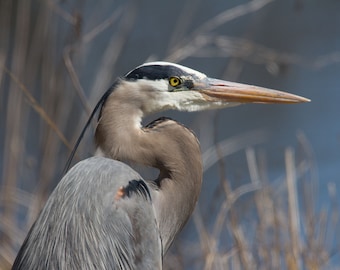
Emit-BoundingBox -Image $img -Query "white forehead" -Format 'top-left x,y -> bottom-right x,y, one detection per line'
137,61 -> 207,79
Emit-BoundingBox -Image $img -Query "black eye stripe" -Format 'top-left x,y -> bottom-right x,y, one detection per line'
125,65 -> 191,81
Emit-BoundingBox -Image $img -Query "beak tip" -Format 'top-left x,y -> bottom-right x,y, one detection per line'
295,96 -> 311,103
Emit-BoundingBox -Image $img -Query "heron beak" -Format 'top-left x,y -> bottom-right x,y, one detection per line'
198,78 -> 310,104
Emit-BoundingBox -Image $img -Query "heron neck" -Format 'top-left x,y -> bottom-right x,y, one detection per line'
95,93 -> 203,254
145,120 -> 202,253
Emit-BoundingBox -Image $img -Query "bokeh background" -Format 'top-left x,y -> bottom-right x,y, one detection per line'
1,0 -> 340,269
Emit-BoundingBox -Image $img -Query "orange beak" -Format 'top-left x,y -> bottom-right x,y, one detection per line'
198,78 -> 310,104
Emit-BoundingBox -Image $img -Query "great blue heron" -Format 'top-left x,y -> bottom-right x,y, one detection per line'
12,62 -> 309,269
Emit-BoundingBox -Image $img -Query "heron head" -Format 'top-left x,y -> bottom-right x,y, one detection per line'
124,61 -> 310,114
64,62 -> 310,172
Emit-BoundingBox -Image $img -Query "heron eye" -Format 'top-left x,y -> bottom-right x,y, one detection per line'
169,77 -> 181,87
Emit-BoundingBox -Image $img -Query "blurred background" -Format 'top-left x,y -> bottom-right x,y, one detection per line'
1,0 -> 339,269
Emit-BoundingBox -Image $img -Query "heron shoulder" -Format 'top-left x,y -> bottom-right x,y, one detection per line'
12,157 -> 162,270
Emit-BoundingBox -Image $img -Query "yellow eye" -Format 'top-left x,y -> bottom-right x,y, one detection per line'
169,76 -> 181,87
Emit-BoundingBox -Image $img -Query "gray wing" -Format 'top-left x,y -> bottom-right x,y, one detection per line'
12,157 -> 162,270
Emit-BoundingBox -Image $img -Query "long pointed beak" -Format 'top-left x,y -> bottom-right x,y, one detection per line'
198,78 -> 310,104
